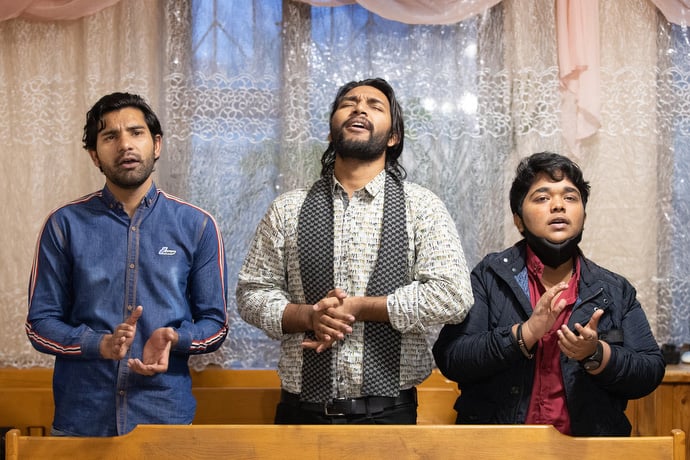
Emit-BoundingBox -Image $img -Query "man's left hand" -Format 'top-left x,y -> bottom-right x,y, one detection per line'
127,327 -> 177,376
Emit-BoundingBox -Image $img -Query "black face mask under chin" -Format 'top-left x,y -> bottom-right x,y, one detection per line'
522,226 -> 582,269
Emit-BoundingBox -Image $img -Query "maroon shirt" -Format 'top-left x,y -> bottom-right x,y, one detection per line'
523,247 -> 581,434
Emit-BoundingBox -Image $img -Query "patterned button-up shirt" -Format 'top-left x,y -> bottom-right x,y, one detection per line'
236,170 -> 473,397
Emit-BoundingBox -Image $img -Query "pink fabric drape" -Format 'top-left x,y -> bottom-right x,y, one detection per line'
652,0 -> 690,25
0,0 -> 121,21
556,0 -> 601,154
294,0 -> 502,24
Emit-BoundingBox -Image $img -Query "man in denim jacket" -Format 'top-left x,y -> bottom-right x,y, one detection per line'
433,152 -> 664,436
26,92 -> 228,436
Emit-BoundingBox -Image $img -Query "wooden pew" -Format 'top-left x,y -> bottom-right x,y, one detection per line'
0,368 -> 54,436
190,367 -> 459,425
0,368 -> 458,434
5,425 -> 685,460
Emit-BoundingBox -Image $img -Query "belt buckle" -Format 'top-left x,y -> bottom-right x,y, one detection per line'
323,398 -> 347,416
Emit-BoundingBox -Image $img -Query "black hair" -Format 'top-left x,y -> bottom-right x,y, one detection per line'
82,92 -> 163,151
320,78 -> 405,179
509,152 -> 590,216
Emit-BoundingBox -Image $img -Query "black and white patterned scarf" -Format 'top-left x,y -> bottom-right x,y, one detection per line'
297,172 -> 408,402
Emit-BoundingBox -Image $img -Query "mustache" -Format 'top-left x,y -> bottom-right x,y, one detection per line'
342,115 -> 372,131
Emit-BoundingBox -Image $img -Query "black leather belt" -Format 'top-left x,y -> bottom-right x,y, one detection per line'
280,388 -> 417,416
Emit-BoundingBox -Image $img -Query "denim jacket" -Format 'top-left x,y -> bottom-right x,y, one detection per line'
27,184 -> 228,436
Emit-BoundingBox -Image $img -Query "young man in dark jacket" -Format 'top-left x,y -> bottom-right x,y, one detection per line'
433,152 -> 664,436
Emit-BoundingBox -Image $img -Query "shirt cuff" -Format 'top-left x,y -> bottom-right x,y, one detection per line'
174,327 -> 192,352
81,330 -> 106,359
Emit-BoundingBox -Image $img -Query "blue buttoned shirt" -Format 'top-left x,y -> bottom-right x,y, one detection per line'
27,184 -> 228,436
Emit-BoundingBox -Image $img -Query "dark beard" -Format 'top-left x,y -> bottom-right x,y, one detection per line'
100,156 -> 156,190
332,128 -> 390,162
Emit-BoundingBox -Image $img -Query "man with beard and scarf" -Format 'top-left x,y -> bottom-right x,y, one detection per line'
433,152 -> 664,436
237,78 -> 473,424
26,92 -> 228,436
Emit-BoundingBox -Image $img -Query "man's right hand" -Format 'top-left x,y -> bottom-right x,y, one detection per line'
520,283 -> 568,347
99,305 -> 143,360
302,288 -> 355,353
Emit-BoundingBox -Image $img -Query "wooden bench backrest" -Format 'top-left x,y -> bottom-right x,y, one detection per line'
191,368 -> 458,425
0,368 -> 459,433
5,425 -> 686,460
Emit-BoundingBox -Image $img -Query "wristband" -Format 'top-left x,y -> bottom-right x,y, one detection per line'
517,322 -> 535,359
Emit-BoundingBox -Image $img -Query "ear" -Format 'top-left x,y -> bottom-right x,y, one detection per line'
153,134 -> 162,161
387,132 -> 399,147
513,213 -> 525,234
88,149 -> 100,168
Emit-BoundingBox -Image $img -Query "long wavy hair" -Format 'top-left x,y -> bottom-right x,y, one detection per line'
320,78 -> 406,180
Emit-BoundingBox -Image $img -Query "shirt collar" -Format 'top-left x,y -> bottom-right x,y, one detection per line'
331,169 -> 387,198
365,169 -> 387,197
526,245 -> 546,280
101,182 -> 158,210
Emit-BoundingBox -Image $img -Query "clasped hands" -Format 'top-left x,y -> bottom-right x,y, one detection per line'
99,305 -> 178,376
521,282 -> 604,362
302,288 -> 356,353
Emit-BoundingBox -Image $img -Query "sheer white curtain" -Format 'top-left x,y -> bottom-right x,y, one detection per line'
489,0 -> 686,345
181,0 -> 688,368
169,0 -> 690,361
178,1 -> 508,369
449,0 -> 663,332
1,0 -> 688,370
0,0 -> 170,367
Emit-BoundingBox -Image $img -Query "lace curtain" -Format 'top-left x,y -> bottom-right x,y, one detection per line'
179,1 -> 508,369
0,0 -> 687,370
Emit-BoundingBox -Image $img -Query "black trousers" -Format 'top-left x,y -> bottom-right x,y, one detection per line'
274,388 -> 418,425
